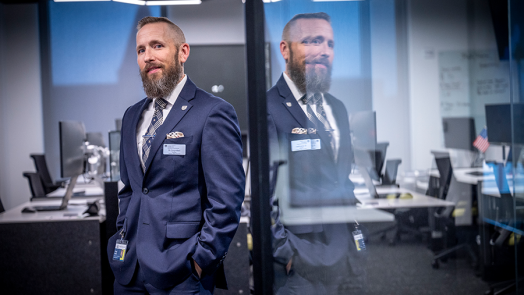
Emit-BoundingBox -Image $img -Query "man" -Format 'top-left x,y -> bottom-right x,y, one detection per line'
107,16 -> 245,294
267,13 -> 366,294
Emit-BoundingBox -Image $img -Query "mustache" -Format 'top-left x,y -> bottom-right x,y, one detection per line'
143,63 -> 164,73
306,58 -> 330,68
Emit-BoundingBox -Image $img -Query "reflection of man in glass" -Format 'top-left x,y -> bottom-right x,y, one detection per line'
267,13 -> 366,294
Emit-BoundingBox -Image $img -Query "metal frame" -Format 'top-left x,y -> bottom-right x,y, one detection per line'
244,0 -> 274,294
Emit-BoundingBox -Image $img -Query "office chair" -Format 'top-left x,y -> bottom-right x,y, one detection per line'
382,159 -> 402,185
366,159 -> 429,246
368,142 -> 389,181
431,156 -> 478,269
30,154 -> 64,194
22,172 -> 47,198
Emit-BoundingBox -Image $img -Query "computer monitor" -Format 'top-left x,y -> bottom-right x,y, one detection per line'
60,121 -> 86,179
442,117 -> 476,151
350,112 -> 389,181
25,121 -> 86,212
58,121 -> 85,208
350,111 -> 377,150
485,104 -> 524,145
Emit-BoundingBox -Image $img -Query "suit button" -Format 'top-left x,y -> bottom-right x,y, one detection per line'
143,188 -> 149,194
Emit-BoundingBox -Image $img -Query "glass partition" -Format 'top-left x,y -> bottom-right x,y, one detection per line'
508,0 -> 524,293
249,0 -> 523,294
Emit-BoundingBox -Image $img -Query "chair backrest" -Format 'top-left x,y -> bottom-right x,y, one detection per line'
30,154 -> 54,186
382,159 -> 402,185
435,157 -> 453,200
23,172 -> 47,198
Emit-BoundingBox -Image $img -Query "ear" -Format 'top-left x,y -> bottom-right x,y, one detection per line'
280,41 -> 290,62
178,43 -> 190,64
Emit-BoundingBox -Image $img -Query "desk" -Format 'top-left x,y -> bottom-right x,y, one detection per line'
429,167 -> 491,185
45,181 -> 104,198
278,186 -> 453,226
356,186 -> 454,209
0,198 -> 109,294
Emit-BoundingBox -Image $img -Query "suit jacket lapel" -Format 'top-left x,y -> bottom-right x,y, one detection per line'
131,98 -> 152,178
276,75 -> 310,129
277,75 -> 336,160
143,78 -> 196,173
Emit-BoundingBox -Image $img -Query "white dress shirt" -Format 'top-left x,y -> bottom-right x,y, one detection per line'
283,72 -> 340,157
136,74 -> 188,167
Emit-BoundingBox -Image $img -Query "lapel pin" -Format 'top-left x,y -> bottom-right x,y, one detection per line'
181,105 -> 187,111
286,102 -> 292,107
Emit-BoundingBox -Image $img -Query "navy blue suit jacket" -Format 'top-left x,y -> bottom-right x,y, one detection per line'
107,77 -> 245,290
267,75 -> 365,279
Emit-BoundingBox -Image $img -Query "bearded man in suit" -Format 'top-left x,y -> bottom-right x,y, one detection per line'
107,16 -> 245,295
267,12 -> 367,295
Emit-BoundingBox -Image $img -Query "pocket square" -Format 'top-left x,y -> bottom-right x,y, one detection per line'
167,131 -> 184,139
291,128 -> 307,134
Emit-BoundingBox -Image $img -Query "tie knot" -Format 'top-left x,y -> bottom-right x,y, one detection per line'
155,98 -> 168,110
300,93 -> 323,106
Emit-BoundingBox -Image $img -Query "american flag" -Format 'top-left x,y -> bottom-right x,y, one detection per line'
473,127 -> 490,153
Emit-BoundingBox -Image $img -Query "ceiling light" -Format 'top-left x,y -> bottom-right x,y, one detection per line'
146,0 -> 201,5
113,0 -> 146,4
54,0 -> 109,2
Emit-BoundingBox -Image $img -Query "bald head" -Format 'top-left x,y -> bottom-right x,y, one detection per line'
137,16 -> 186,47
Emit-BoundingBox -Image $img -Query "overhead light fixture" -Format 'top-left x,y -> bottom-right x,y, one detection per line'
262,0 -> 281,2
54,0 -> 201,5
54,0 -> 109,2
146,0 -> 201,5
113,0 -> 146,4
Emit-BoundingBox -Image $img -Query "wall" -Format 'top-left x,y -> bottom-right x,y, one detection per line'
407,0 -> 498,170
0,4 -> 44,210
167,0 -> 245,45
42,3 -> 160,180
370,0 -> 412,172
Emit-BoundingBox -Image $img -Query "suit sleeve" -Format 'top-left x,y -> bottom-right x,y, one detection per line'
115,107 -> 133,232
192,100 -> 245,273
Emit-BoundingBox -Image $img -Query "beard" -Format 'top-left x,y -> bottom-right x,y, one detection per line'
288,47 -> 332,94
140,51 -> 182,99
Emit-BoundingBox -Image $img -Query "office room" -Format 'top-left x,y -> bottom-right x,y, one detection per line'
0,0 -> 522,294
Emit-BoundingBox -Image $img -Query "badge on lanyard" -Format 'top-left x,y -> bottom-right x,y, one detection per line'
352,220 -> 366,251
113,230 -> 128,261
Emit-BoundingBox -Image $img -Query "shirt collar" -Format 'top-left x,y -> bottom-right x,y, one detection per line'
283,72 -> 305,103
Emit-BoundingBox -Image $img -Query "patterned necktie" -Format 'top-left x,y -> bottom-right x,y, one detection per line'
301,93 -> 337,156
141,98 -> 168,171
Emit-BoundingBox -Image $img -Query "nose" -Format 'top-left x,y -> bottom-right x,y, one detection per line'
319,42 -> 331,58
143,48 -> 155,63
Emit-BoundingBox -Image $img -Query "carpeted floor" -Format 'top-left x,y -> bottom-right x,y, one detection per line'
364,226 -> 506,295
